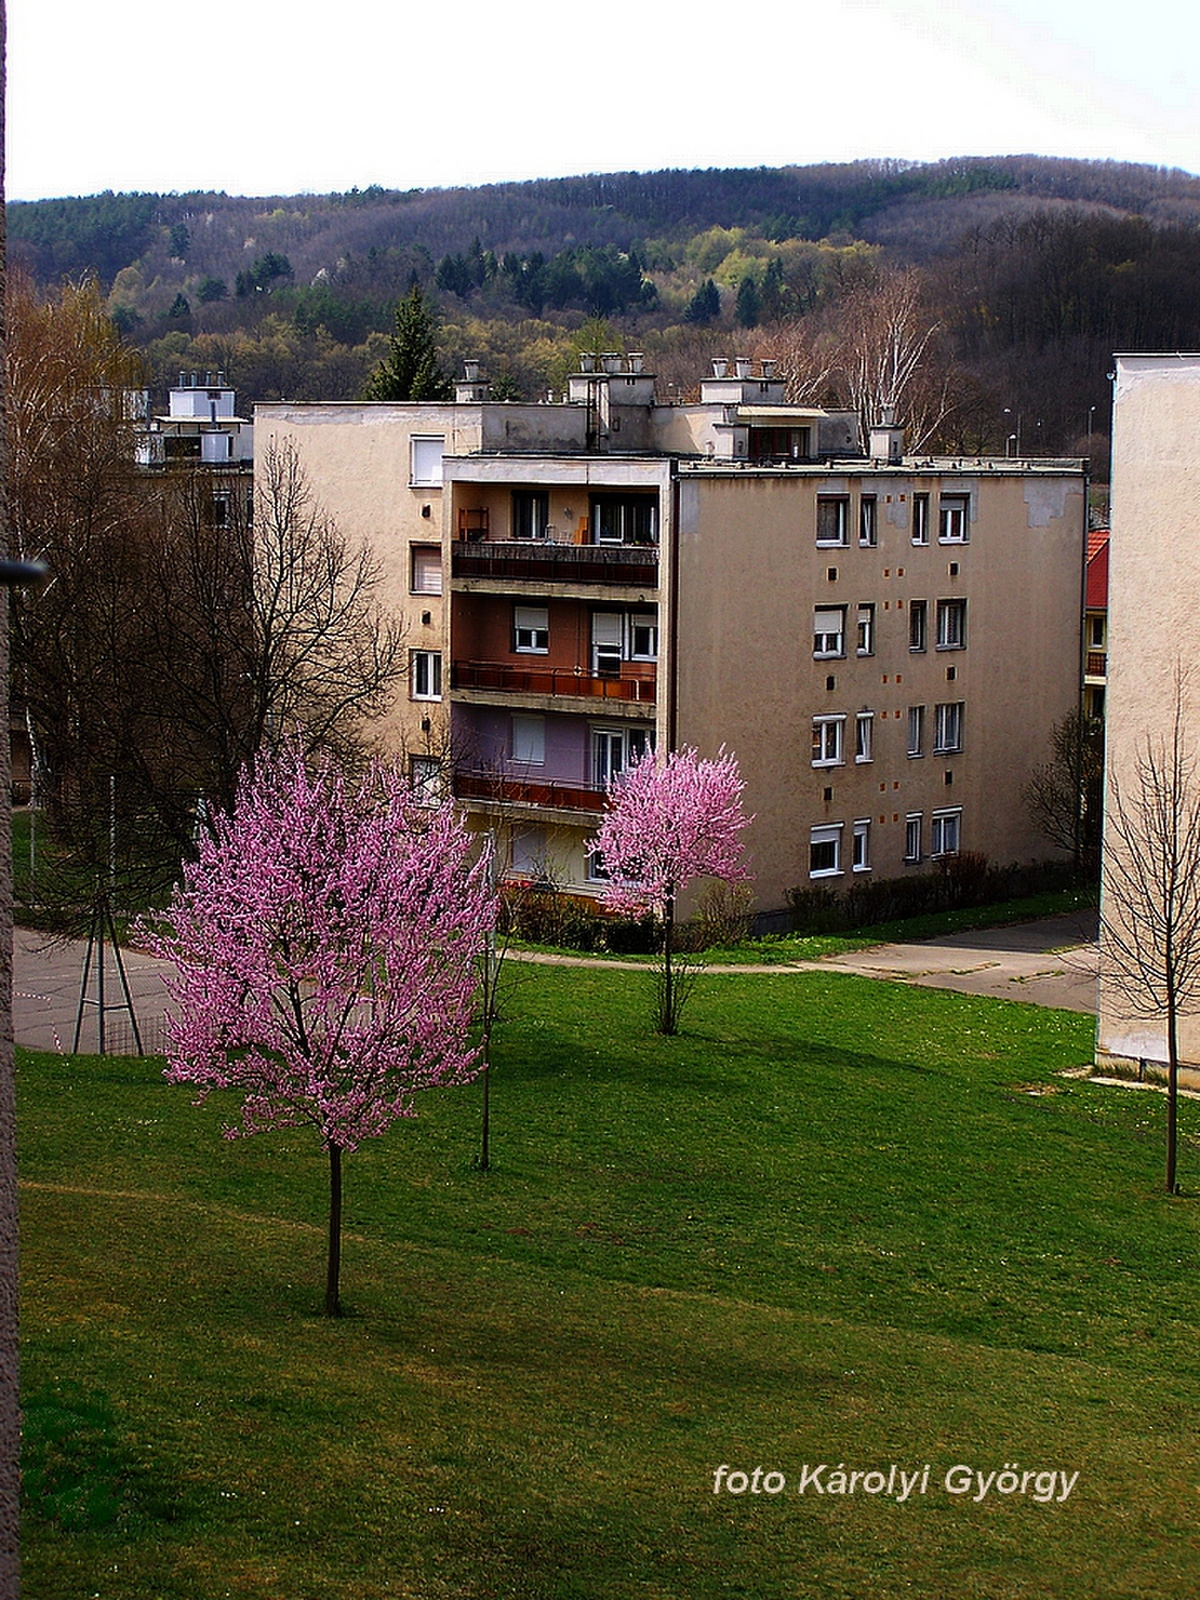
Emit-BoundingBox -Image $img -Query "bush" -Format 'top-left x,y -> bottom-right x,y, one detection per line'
784,856 -> 1080,935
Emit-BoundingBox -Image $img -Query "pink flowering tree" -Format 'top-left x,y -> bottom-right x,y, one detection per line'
590,746 -> 752,1034
142,744 -> 494,1316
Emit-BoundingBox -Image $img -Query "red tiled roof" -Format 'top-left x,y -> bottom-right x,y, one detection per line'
1086,529 -> 1109,611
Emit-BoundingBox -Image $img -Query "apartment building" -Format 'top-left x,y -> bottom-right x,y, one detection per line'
1098,354 -> 1200,1074
258,359 -> 1086,912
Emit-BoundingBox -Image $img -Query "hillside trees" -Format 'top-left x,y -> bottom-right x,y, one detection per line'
363,282 -> 451,401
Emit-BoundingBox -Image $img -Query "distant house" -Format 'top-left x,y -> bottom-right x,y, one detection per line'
1083,527 -> 1109,724
257,357 -> 1087,913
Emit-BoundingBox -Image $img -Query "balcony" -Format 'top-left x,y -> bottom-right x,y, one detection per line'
452,540 -> 658,587
451,660 -> 656,706
453,769 -> 607,814
1085,651 -> 1107,679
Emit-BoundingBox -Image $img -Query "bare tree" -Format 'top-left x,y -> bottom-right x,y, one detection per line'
834,267 -> 955,450
1101,679 -> 1200,1193
1023,708 -> 1104,876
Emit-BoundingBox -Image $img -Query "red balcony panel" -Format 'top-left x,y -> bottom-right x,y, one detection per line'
451,660 -> 656,702
453,769 -> 608,813
451,540 -> 658,587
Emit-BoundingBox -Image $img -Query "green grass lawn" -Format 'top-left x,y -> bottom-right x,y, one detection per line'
17,963 -> 1200,1598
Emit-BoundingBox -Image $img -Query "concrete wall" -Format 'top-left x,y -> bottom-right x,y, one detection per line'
673,465 -> 1086,910
1099,356 -> 1200,1071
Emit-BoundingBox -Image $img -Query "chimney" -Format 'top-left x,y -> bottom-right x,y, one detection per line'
463,358 -> 480,382
761,359 -> 777,380
735,357 -> 752,379
711,357 -> 728,379
627,352 -> 644,374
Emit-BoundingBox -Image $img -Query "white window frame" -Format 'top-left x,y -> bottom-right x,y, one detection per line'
410,434 -> 445,488
410,543 -> 443,596
931,808 -> 962,858
935,598 -> 966,650
859,495 -> 878,548
629,612 -> 658,661
905,812 -> 923,863
911,493 -> 930,546
816,496 -> 849,548
592,724 -> 654,788
410,755 -> 442,808
512,489 -> 549,540
934,701 -> 964,754
813,606 -> 846,659
410,649 -> 442,701
592,611 -> 624,676
855,712 -> 874,763
852,818 -> 871,873
513,605 -> 549,654
908,598 -> 927,653
809,823 -> 844,879
856,603 -> 875,657
512,714 -> 545,766
812,714 -> 846,768
907,704 -> 925,758
939,494 -> 969,544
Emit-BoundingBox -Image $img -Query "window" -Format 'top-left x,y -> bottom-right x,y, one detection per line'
852,819 -> 871,872
410,650 -> 442,701
410,756 -> 442,808
749,425 -> 810,461
907,704 -> 925,758
939,494 -> 969,543
911,493 -> 930,545
812,715 -> 846,767
591,494 -> 657,545
593,725 -> 654,787
629,612 -> 658,660
810,824 -> 843,878
856,604 -> 875,657
511,827 -> 547,878
512,715 -> 545,765
936,598 -> 966,650
816,497 -> 849,547
905,813 -> 923,863
859,496 -> 878,547
934,701 -> 964,753
592,612 -> 624,675
586,848 -> 610,883
931,808 -> 962,857
512,490 -> 549,540
908,599 -> 927,653
410,544 -> 442,596
211,491 -> 230,528
513,605 -> 549,654
410,435 -> 445,487
813,606 -> 846,659
1089,615 -> 1106,648
855,712 -> 874,763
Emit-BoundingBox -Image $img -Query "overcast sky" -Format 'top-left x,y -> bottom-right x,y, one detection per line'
7,0 -> 1198,202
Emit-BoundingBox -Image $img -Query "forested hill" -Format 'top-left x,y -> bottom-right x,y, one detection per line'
12,153 -> 1200,462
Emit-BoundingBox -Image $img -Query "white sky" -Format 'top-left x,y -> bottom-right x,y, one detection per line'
7,0 -> 1200,202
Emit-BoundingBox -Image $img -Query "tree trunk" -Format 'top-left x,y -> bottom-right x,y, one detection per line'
660,898 -> 676,1036
1166,995 -> 1179,1196
325,1143 -> 343,1316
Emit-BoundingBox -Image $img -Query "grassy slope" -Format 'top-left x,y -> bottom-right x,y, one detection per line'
18,963 -> 1200,1598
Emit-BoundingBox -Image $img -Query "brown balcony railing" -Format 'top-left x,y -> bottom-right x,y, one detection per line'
452,540 -> 658,586
451,660 -> 656,702
453,769 -> 608,813
1085,650 -> 1107,678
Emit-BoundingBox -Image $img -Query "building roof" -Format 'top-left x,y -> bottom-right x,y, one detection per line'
1086,528 -> 1110,610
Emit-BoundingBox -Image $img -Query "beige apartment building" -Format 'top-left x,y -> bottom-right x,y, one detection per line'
258,359 -> 1086,913
1098,354 -> 1200,1074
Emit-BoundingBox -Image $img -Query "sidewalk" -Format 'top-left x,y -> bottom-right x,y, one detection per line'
10,909 -> 1100,1055
13,926 -> 176,1055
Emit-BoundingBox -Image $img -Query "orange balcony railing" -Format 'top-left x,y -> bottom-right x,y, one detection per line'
453,770 -> 608,813
451,660 -> 656,703
1085,651 -> 1107,678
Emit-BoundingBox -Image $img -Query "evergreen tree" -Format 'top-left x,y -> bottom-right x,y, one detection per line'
735,274 -> 761,328
684,278 -> 721,325
363,283 -> 451,402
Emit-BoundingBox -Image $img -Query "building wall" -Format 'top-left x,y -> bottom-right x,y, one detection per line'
256,403 -> 487,759
673,466 -> 1086,909
1099,355 -> 1200,1071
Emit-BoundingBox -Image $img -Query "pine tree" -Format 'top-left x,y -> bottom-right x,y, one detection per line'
735,274 -> 761,328
364,283 -> 451,401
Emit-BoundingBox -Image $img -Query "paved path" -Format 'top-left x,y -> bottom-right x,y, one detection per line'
11,909 -> 1100,1054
